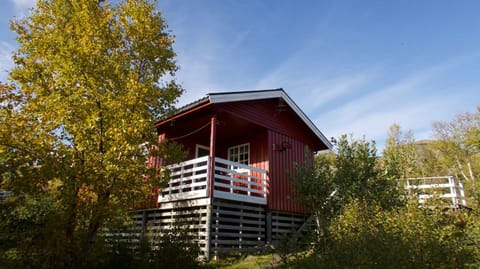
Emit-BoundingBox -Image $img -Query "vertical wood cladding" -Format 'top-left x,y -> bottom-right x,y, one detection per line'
217,100 -> 327,151
249,130 -> 269,177
268,130 -> 310,214
216,99 -> 322,213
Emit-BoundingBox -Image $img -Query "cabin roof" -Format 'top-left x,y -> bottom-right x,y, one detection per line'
157,88 -> 332,149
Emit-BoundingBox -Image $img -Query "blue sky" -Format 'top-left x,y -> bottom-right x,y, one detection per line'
1,1 -> 480,150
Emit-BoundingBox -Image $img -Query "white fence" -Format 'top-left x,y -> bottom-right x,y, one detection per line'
158,156 -> 268,205
403,176 -> 467,207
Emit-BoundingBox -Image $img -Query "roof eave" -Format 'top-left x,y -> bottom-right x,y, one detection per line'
208,89 -> 333,150
154,96 -> 210,127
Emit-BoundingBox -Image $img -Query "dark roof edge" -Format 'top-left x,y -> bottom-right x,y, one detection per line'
208,88 -> 283,96
280,90 -> 333,150
155,96 -> 210,125
175,96 -> 210,115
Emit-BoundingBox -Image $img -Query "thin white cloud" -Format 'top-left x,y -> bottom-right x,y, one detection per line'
253,46 -> 311,92
313,58 -> 471,147
253,52 -> 375,112
303,71 -> 375,111
320,94 -> 465,153
324,101 -> 445,141
1,1 -> 35,82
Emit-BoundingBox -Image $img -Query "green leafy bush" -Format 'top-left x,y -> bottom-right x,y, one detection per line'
295,200 -> 477,269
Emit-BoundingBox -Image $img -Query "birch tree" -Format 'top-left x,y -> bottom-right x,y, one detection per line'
433,107 -> 480,204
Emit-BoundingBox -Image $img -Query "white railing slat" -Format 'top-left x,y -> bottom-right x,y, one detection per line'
159,156 -> 268,205
214,174 -> 266,188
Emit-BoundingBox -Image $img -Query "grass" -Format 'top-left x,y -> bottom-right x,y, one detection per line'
207,253 -> 280,269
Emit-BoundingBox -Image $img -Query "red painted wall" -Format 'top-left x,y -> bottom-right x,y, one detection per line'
216,100 -> 320,213
268,130 -> 311,213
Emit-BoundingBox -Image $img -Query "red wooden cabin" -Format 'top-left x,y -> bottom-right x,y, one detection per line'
136,89 -> 331,258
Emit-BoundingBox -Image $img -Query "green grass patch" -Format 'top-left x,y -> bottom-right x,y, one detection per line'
207,253 -> 280,269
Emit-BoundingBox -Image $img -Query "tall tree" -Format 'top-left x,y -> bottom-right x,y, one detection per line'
291,135 -> 400,238
0,0 -> 182,267
334,134 -> 399,209
382,124 -> 421,179
432,107 -> 480,205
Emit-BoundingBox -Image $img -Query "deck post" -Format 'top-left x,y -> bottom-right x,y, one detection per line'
141,210 -> 147,235
208,115 -> 216,198
266,211 -> 272,244
205,203 -> 212,260
206,114 -> 217,259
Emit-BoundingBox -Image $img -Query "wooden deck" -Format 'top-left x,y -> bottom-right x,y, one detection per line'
158,156 -> 268,205
148,157 -> 309,259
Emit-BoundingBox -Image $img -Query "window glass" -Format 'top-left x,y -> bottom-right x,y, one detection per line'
228,143 -> 249,166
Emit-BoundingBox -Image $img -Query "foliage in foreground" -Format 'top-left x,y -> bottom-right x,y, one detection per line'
296,201 -> 478,269
274,201 -> 479,269
289,131 -> 480,268
292,135 -> 401,242
1,0 -> 184,267
207,253 -> 280,269
98,225 -> 204,269
0,203 -> 205,269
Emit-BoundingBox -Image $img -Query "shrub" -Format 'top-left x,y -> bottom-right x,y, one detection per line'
296,200 -> 477,269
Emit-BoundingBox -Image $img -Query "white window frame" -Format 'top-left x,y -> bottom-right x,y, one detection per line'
227,143 -> 250,171
194,145 -> 209,180
195,144 -> 210,158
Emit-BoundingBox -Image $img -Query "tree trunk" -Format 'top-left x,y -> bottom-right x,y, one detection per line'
64,184 -> 80,269
81,189 -> 111,267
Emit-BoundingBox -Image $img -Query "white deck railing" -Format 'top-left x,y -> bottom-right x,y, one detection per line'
158,156 -> 210,202
158,156 -> 268,205
213,157 -> 268,205
403,176 -> 467,207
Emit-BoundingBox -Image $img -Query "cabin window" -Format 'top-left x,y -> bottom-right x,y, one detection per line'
228,143 -> 250,167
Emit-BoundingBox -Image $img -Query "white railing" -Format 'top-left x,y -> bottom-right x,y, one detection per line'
158,157 -> 268,205
403,176 -> 467,207
213,157 -> 267,205
158,156 -> 209,202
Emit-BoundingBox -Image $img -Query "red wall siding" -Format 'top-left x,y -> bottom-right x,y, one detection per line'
217,100 -> 326,151
217,100 -> 319,213
249,131 -> 269,187
214,128 -> 269,172
268,130 -> 311,214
